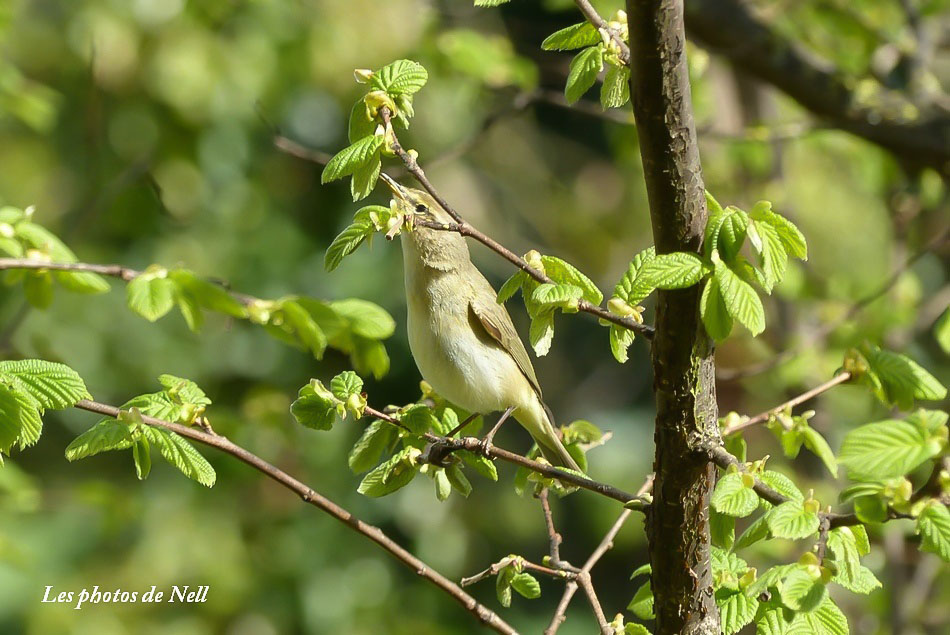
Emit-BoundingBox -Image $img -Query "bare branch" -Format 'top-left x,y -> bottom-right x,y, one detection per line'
71,399 -> 518,635
722,371 -> 852,436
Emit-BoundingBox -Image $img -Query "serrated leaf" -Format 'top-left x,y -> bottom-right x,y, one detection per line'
734,513 -> 771,550
853,495 -> 889,524
716,589 -> 758,635
64,419 -> 134,460
801,426 -> 838,477
350,152 -> 381,202
133,437 -> 151,480
445,464 -> 472,498
711,510 -> 736,549
281,300 -> 328,358
609,323 -> 635,363
780,568 -> 827,612
529,310 -> 555,356
291,382 -> 339,431
565,46 -> 603,104
600,64 -> 630,109
826,527 -> 861,581
358,448 -> 417,497
531,282 -> 583,309
540,255 -> 602,304
0,359 -> 90,410
863,345 -> 947,408
838,417 -> 942,479
767,501 -> 820,539
158,374 -> 210,407
756,607 -> 793,635
718,208 -> 749,262
325,220 -> 374,272
140,425 -> 216,487
401,404 -> 438,435
746,564 -> 796,597
758,470 -> 804,502
321,135 -> 384,184
496,567 -> 513,607
834,564 -> 881,594
625,624 -> 650,635
751,219 -> 788,292
917,501 -> 950,561
541,22 -> 600,51
510,572 -> 541,599
615,246 -> 656,304
127,274 -> 176,322
700,277 -> 733,341
329,298 -> 396,339
497,270 -> 527,303
749,201 -> 807,260
168,269 -> 247,318
370,59 -> 428,96
348,99 -> 376,143
787,597 -> 848,635
712,472 -> 759,517
459,450 -> 498,481
714,259 -> 765,336
351,335 -> 390,380
330,371 -> 363,400
628,581 -> 654,620
639,252 -> 709,290
349,420 -> 396,473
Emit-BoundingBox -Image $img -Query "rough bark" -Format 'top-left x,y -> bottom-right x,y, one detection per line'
625,1 -> 720,633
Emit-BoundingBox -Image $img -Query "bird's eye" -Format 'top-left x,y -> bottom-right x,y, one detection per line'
415,204 -> 427,214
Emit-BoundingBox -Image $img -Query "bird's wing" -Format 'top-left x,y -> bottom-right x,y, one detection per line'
468,287 -> 543,398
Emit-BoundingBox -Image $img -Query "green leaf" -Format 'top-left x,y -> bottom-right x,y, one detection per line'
401,404 -> 438,435
826,527 -> 861,581
445,464 -> 472,498
934,306 -> 950,354
766,501 -> 820,539
609,324 -> 636,363
497,270 -> 527,303
625,624 -> 650,635
348,99 -> 376,143
750,220 -> 788,292
510,572 -> 541,599
433,467 -> 452,501
700,277 -> 733,341
350,151 -> 381,202
531,282 -> 583,310
291,382 -> 339,431
358,448 -> 417,497
717,589 -> 758,635
55,270 -> 111,294
127,273 -> 176,322
1,382 -> 43,449
718,208 -> 749,262
710,510 -> 736,549
23,271 -> 53,308
65,419 -> 134,460
122,393 -> 181,422
330,371 -> 363,400
801,426 -> 838,478
168,270 -> 247,318
746,564 -> 796,597
0,382 -> 34,453
780,568 -> 827,612
734,513 -> 771,549
787,597 -> 848,635
639,252 -> 709,290
614,246 -> 656,304
0,359 -> 90,410
320,135 -> 385,184
714,259 -> 765,336
756,607 -> 793,635
349,420 -> 397,473
529,310 -> 555,356
759,470 -> 804,502
540,255 -> 603,304
541,22 -> 600,51
281,300 -> 328,358
158,374 -> 210,407
329,299 -> 396,339
834,564 -> 882,595
565,46 -> 603,105
749,201 -> 807,260
496,567 -> 513,607
600,64 -> 630,109
627,581 -> 654,620
917,501 -> 950,561
853,495 -> 889,524
133,437 -> 151,480
351,336 -> 390,380
863,345 -> 947,408
325,220 -> 373,272
711,473 -> 759,517
140,425 -> 216,487
838,416 -> 943,479
370,59 -> 428,96
459,450 -> 498,481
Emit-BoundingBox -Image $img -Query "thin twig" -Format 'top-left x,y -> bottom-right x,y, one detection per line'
722,371 -> 852,436
545,474 -> 655,635
572,0 -> 630,64
539,489 -> 570,570
71,399 -> 518,635
378,107 -> 653,339
461,556 -> 570,588
575,571 -> 610,635
367,405 -> 647,506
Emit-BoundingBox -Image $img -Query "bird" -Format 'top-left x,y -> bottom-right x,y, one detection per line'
380,173 -> 581,471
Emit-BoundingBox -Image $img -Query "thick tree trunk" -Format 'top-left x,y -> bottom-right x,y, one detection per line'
625,2 -> 720,633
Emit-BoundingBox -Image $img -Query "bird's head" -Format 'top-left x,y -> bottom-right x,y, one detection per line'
380,173 -> 469,269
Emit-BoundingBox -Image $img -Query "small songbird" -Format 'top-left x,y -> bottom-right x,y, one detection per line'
380,173 -> 580,471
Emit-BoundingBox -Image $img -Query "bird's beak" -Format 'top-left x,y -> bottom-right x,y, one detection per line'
379,173 -> 408,201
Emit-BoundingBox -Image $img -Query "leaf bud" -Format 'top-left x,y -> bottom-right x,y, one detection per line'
353,68 -> 374,84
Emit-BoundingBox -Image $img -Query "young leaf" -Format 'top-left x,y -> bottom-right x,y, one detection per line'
445,464 -> 472,497
168,270 -> 247,318
780,568 -> 827,612
540,255 -> 603,304
529,310 -> 555,356
291,382 -> 340,431
541,22 -> 600,51
459,450 -> 498,481
433,467 -> 452,501
750,219 -> 788,291
350,152 -> 381,202
838,416 -> 943,479
749,201 -> 807,260
370,59 -> 428,96
700,278 -> 733,341
767,501 -> 820,539
714,259 -> 765,336
348,420 -> 397,473
711,472 -> 759,517
531,282 -> 583,310
565,46 -> 603,105
717,208 -> 749,262
329,299 -> 396,339
401,404 -> 438,435
614,246 -> 656,304
600,64 -> 630,109
133,437 -> 151,480
0,359 -> 90,410
710,510 -> 736,549
65,419 -> 134,460
935,306 -> 950,354
639,252 -> 709,290
788,597 -> 848,634
281,300 -> 328,358
320,135 -> 385,184
510,572 -> 541,599
609,324 -> 636,363
627,581 -> 654,620
330,371 -> 363,401
158,374 -> 210,407
916,501 -> 950,562
140,425 -> 216,487
358,448 -> 417,497
716,589 -> 758,635
759,470 -> 804,502
496,567 -> 513,607
55,270 -> 111,294
734,513 -> 771,550
863,345 -> 947,408
127,273 -> 176,322
801,426 -> 838,477
325,220 -> 374,272
497,270 -> 527,303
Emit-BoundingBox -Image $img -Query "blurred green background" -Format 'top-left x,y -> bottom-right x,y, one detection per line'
0,0 -> 947,633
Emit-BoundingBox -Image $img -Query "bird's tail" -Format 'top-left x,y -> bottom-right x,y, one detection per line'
515,398 -> 582,473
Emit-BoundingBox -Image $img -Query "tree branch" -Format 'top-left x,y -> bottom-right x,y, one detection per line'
70,399 -> 518,635
684,0 -> 950,174
721,371 -> 852,436
378,107 -> 654,339
572,0 -> 630,64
